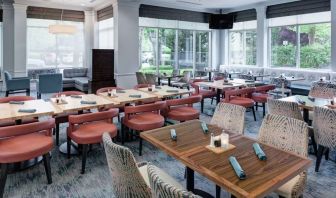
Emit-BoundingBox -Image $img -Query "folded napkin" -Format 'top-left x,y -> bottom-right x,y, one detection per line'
229,156 -> 246,180
296,98 -> 306,105
223,83 -> 233,86
245,80 -> 255,83
70,95 -> 82,98
253,143 -> 267,161
9,101 -> 24,105
155,86 -> 162,89
166,90 -> 179,93
308,96 -> 315,102
129,94 -> 142,98
18,109 -> 37,113
116,90 -> 126,93
80,100 -> 97,105
201,122 -> 208,134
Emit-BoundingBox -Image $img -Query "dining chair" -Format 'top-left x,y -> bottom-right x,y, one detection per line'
309,81 -> 336,99
37,73 -> 63,99
136,72 -> 148,84
67,108 -> 119,174
51,91 -> 85,146
172,70 -> 191,89
96,86 -> 125,119
238,74 -> 254,81
269,77 -> 292,98
252,84 -> 276,117
147,163 -> 201,198
190,79 -> 216,113
165,95 -> 202,122
102,133 -> 182,198
313,106 -> 336,172
258,114 -> 308,198
0,119 -> 55,198
211,102 -> 246,134
122,102 -> 165,156
223,87 -> 257,121
145,73 -> 157,85
3,71 -> 30,97
96,86 -> 124,94
134,84 -> 151,89
0,96 -> 38,127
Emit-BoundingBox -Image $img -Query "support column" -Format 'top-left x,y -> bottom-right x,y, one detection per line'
256,5 -> 267,68
331,0 -> 336,72
2,1 -> 15,76
112,0 -> 140,88
84,10 -> 95,78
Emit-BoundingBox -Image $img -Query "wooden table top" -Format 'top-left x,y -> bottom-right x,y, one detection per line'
196,79 -> 256,90
99,89 -> 158,104
0,99 -> 58,122
138,86 -> 191,98
50,94 -> 118,113
280,95 -> 331,111
141,120 -> 311,198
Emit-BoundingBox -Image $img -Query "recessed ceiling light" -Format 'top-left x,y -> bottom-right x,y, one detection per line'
80,3 -> 86,6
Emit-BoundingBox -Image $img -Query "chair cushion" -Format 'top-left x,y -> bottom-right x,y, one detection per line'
124,113 -> 164,131
275,175 -> 301,198
138,164 -> 184,190
62,78 -> 75,84
63,68 -> 88,78
199,90 -> 216,98
252,93 -> 271,103
0,133 -> 53,163
167,106 -> 200,121
73,77 -> 89,86
227,97 -> 254,108
69,121 -> 117,144
0,118 -> 38,127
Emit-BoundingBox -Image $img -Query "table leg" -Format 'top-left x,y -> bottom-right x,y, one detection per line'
168,77 -> 171,86
216,89 -> 221,104
59,141 -> 79,155
303,109 -> 309,123
281,82 -> 285,98
209,72 -> 212,81
186,167 -> 214,198
229,74 -> 232,79
158,77 -> 161,85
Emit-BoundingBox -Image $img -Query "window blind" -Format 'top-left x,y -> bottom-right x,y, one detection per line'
27,6 -> 85,22
231,9 -> 256,22
97,5 -> 113,21
0,10 -> 2,22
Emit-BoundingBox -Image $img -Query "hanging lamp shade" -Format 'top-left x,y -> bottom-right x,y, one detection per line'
49,24 -> 77,34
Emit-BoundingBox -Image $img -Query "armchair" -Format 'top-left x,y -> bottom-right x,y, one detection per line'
37,73 -> 63,99
4,71 -> 30,96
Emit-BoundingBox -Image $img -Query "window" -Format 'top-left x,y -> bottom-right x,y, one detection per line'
268,12 -> 331,69
159,29 -> 176,74
98,18 -> 114,49
178,30 -> 193,72
27,19 -> 85,69
196,31 -> 210,70
0,22 -> 2,75
139,27 -> 158,74
229,21 -> 257,66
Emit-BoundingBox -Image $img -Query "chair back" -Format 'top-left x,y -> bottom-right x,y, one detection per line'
267,98 -> 303,121
145,73 -> 157,85
238,74 -> 254,81
102,133 -> 151,198
211,103 -> 246,134
166,95 -> 202,108
38,73 -> 62,94
136,72 -> 148,84
224,87 -> 255,102
190,79 -> 205,95
0,96 -> 35,103
255,84 -> 276,93
96,87 -> 123,94
194,71 -> 206,78
52,91 -> 84,98
270,78 -> 291,88
4,71 -> 12,82
172,69 -> 179,76
147,163 -> 201,198
313,107 -> 336,149
258,114 -> 308,157
309,81 -> 336,99
181,71 -> 192,83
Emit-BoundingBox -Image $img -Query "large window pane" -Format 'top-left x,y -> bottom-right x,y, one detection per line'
178,30 -> 193,72
0,22 -> 2,77
270,26 -> 297,67
196,31 -> 209,71
299,23 -> 331,69
139,27 -> 157,74
98,18 -> 114,49
27,19 -> 84,69
159,29 -> 176,75
245,31 -> 256,65
229,32 -> 244,65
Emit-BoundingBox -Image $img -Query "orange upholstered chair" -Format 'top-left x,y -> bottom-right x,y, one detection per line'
252,85 -> 276,117
122,102 -> 165,156
165,95 -> 202,122
96,87 -> 124,94
0,96 -> 38,127
190,79 -> 216,113
134,84 -> 152,89
0,119 -> 55,197
67,108 -> 119,174
223,87 -> 257,121
51,91 -> 85,146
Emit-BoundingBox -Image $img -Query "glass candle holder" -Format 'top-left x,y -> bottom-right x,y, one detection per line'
152,84 -> 156,91
112,89 -> 117,96
221,132 -> 229,149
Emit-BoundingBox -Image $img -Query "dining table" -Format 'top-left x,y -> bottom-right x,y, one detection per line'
274,76 -> 305,98
98,89 -> 158,104
137,85 -> 191,99
140,120 -> 311,198
157,74 -> 184,86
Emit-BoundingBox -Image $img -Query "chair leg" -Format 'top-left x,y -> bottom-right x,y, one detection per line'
37,92 -> 41,99
262,103 -> 266,117
0,164 -> 8,198
315,145 -> 325,172
255,102 -> 258,111
211,97 -> 214,105
5,91 -> 9,97
310,134 -> 318,156
325,148 -> 329,161
139,137 -> 143,156
26,89 -> 30,96
43,153 -> 52,184
121,122 -> 125,145
67,136 -> 71,159
251,107 -> 256,121
201,99 -> 204,113
216,185 -> 221,198
81,144 -> 88,174
56,124 -> 60,146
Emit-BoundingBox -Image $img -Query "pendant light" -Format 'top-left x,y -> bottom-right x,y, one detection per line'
49,2 -> 77,35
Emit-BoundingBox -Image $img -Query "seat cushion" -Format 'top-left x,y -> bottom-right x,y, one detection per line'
0,133 -> 53,163
275,175 -> 301,198
252,93 -> 271,103
62,78 -> 75,84
167,106 -> 200,121
73,77 -> 89,86
138,164 -> 184,190
69,121 -> 117,144
227,97 -> 254,108
124,113 -> 164,131
0,118 -> 38,127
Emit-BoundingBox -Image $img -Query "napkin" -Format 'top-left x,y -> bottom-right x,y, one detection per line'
129,94 -> 142,98
166,90 -> 179,93
116,90 -> 126,93
245,80 -> 255,83
223,83 -> 233,86
308,96 -> 315,102
70,95 -> 82,98
296,98 -> 306,105
80,100 -> 97,105
18,109 -> 36,113
201,122 -> 208,134
9,101 -> 24,105
229,156 -> 246,180
253,143 -> 267,161
155,86 -> 162,89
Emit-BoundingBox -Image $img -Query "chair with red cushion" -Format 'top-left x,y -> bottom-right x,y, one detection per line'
67,108 -> 119,174
51,91 -> 86,146
122,102 -> 165,156
252,85 -> 276,117
0,96 -> 38,127
223,87 -> 257,121
0,119 -> 55,197
165,95 -> 202,122
134,84 -> 152,89
190,80 -> 216,113
96,87 -> 125,120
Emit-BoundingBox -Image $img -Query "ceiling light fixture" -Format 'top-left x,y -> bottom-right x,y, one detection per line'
49,2 -> 77,35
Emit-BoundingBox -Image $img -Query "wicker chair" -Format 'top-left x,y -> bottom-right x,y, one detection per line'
102,133 -> 182,198
267,99 -> 303,120
238,74 -> 254,81
136,72 -> 148,84
211,103 -> 246,134
309,81 -> 336,99
258,114 -> 308,198
147,163 -> 200,198
313,107 -> 336,172
145,73 -> 158,85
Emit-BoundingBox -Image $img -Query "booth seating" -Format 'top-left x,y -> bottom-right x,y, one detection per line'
62,68 -> 90,92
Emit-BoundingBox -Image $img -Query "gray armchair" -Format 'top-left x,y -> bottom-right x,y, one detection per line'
4,71 -> 30,96
37,73 -> 63,99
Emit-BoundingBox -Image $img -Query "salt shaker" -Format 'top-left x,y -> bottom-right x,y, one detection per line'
210,133 -> 215,148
